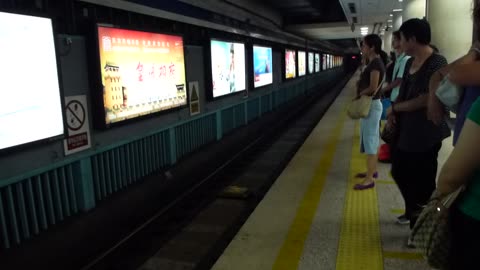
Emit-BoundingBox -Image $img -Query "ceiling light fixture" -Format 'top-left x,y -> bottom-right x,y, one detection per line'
360,26 -> 369,31
390,14 -> 393,16
393,9 -> 403,12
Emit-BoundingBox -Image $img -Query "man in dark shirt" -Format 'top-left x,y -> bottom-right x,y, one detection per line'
386,19 -> 451,246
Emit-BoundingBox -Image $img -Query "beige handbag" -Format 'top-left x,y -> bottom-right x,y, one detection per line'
347,78 -> 384,119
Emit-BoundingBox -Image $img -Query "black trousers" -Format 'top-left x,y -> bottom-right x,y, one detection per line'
391,143 -> 442,229
449,206 -> 480,270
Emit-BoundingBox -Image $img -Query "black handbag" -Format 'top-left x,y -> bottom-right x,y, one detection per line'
381,122 -> 396,144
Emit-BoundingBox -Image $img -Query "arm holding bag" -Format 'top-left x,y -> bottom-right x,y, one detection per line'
435,76 -> 463,113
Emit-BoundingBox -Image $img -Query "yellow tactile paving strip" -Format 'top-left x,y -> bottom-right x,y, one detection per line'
271,109 -> 348,270
336,121 -> 384,270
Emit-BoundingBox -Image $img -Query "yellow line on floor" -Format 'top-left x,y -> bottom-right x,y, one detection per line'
390,209 -> 405,215
376,180 -> 395,185
271,109 -> 348,270
383,251 -> 423,260
336,121 -> 383,270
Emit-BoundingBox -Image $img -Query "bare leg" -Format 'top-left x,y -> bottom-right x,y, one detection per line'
361,154 -> 377,185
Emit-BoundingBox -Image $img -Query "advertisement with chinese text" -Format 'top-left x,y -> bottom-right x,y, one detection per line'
0,11 -> 64,151
285,49 -> 296,79
211,40 -> 246,98
298,51 -> 306,77
97,26 -> 186,125
308,52 -> 314,74
314,53 -> 320,73
253,46 -> 273,88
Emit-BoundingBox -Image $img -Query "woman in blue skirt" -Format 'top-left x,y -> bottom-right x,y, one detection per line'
354,34 -> 387,190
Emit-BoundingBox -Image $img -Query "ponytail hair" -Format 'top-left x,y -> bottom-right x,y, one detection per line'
379,50 -> 389,67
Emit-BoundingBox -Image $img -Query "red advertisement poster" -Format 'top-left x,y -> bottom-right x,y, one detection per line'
97,26 -> 187,124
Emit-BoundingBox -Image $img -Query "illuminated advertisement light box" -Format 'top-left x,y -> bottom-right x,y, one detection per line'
322,54 -> 327,71
0,11 -> 64,151
298,51 -> 306,77
285,49 -> 296,79
315,53 -> 320,73
210,40 -> 246,98
97,26 -> 186,125
253,45 -> 273,88
308,52 -> 314,74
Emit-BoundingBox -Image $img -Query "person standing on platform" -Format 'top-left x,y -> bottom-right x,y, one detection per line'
383,31 -> 411,106
353,34 -> 387,190
379,31 -> 411,224
386,19 -> 451,242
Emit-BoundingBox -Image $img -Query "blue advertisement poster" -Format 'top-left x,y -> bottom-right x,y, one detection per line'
253,46 -> 273,88
211,40 -> 246,98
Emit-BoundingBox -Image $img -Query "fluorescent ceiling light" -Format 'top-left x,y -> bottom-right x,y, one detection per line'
361,32 -> 368,36
399,0 -> 403,2
390,14 -> 393,16
393,9 -> 403,12
360,27 -> 369,30
388,19 -> 393,22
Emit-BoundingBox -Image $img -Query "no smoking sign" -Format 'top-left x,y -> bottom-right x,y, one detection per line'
63,95 -> 91,155
66,100 -> 86,131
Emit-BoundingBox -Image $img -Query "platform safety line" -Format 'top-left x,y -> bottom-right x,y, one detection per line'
336,121 -> 384,270
376,180 -> 395,185
383,251 -> 423,260
271,107 -> 348,270
390,209 -> 405,215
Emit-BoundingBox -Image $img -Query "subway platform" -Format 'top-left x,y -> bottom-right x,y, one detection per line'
208,71 -> 454,270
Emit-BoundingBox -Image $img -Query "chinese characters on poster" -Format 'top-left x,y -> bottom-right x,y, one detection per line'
98,26 -> 186,124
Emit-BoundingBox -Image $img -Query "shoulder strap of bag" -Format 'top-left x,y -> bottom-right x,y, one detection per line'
372,77 -> 385,97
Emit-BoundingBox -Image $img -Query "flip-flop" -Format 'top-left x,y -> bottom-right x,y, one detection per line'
355,172 -> 378,178
354,182 -> 375,190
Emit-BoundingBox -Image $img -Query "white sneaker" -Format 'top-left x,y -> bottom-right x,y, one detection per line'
407,237 -> 416,249
396,214 -> 410,225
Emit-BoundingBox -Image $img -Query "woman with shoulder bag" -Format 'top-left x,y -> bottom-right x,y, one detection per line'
353,34 -> 387,190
